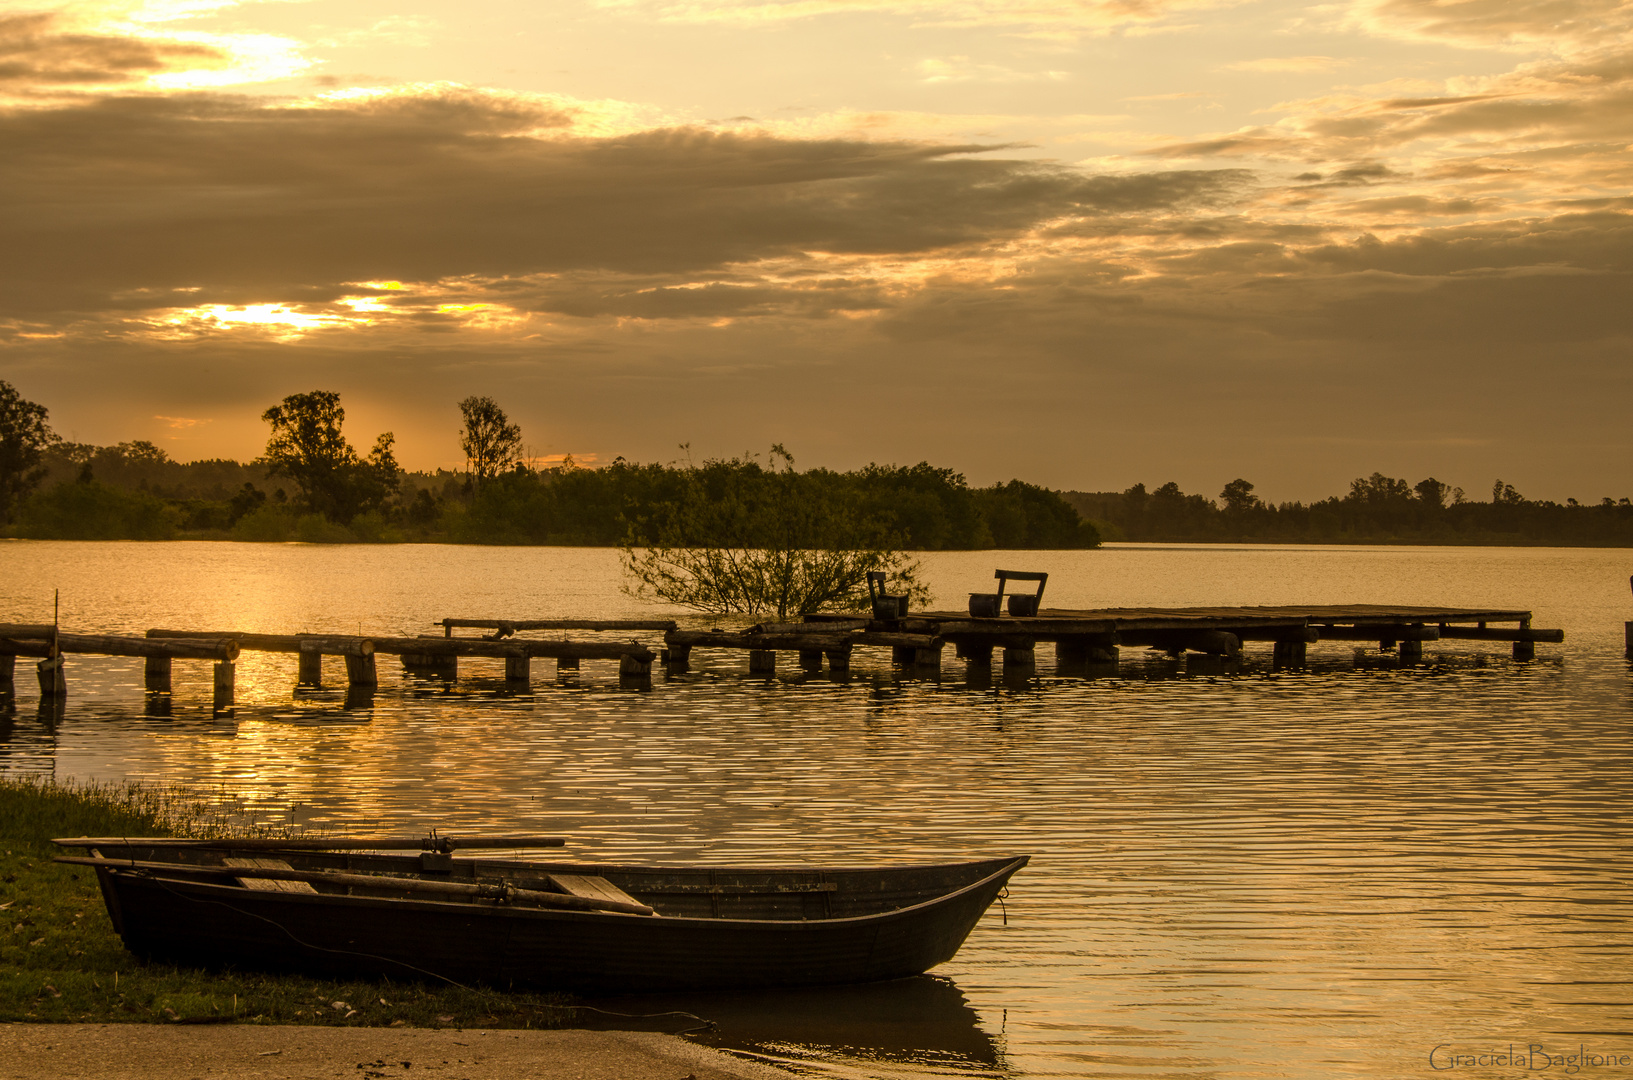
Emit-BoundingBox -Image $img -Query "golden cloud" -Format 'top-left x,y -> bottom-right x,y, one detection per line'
594,0 -> 1237,34
1349,0 -> 1633,50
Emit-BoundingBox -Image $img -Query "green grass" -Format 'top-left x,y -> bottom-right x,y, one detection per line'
0,776 -> 574,1028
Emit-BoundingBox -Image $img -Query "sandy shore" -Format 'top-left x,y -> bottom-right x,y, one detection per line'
0,1024 -> 790,1080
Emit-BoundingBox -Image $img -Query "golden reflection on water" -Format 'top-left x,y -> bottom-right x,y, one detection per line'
2,542 -> 1632,1079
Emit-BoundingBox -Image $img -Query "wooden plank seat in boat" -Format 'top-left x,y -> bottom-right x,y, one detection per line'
545,873 -> 645,910
224,856 -> 318,894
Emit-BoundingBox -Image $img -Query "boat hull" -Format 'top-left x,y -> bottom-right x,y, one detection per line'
90,853 -> 1027,993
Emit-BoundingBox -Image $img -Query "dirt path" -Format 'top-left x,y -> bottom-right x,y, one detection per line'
0,1024 -> 790,1080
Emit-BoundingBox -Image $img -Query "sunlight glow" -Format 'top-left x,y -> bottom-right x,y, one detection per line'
156,303 -> 356,339
434,302 -> 530,331
144,31 -> 311,87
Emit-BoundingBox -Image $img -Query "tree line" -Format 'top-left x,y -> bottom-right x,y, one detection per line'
0,383 -> 1096,549
6,380 -> 1626,548
1063,475 -> 1633,546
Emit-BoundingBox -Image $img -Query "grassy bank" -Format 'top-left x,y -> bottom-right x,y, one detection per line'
0,777 -> 572,1027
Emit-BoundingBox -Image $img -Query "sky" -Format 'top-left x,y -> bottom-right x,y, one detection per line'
1,0 -> 1629,501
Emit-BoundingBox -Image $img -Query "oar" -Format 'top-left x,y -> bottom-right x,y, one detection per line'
53,855 -> 656,916
52,836 -> 566,852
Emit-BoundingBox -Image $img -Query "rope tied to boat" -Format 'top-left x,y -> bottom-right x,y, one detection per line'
475,881 -> 520,904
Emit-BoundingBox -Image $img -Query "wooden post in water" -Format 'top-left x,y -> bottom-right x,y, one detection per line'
38,604 -> 64,699
798,649 -> 823,672
144,655 -> 172,692
824,645 -> 852,672
664,644 -> 690,671
403,653 -> 457,679
1002,644 -> 1035,672
891,646 -> 915,666
1186,653 -> 1238,676
1513,617 -> 1536,661
505,656 -> 531,684
1056,638 -> 1117,666
297,642 -> 323,686
1271,639 -> 1307,670
748,650 -> 776,674
1399,639 -> 1423,663
913,645 -> 942,674
213,659 -> 235,707
345,652 -> 378,688
0,653 -> 13,695
956,641 -> 993,666
619,654 -> 652,678
37,656 -> 66,699
1625,622 -> 1633,659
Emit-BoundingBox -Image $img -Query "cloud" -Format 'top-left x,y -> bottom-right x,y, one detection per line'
593,0 -> 1237,35
0,5 -> 310,97
0,85 -> 1250,333
0,10 -> 229,86
1349,0 -> 1633,50
1132,37 -> 1633,240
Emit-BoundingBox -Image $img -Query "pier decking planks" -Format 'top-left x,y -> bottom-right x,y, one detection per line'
665,603 -> 1562,671
0,601 -> 1567,704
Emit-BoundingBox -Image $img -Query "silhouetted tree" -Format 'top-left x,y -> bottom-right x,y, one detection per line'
260,391 -> 398,522
1414,477 -> 1449,509
1220,478 -> 1260,514
0,380 -> 56,525
457,396 -> 523,485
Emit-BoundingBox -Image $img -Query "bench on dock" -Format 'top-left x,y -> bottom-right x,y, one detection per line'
967,570 -> 1048,618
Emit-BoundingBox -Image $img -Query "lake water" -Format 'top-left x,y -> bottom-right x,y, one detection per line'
3,541 -> 1631,1079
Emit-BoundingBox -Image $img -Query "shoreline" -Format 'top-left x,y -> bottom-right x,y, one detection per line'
0,1024 -> 789,1080
3,535 -> 1632,549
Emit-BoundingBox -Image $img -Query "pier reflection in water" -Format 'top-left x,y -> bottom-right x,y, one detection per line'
2,541 -> 1631,1079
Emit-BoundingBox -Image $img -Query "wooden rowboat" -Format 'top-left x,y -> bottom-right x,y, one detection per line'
54,839 -> 1027,993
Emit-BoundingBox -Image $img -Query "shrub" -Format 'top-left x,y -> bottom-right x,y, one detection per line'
294,513 -> 355,544
232,504 -> 298,542
12,480 -> 177,540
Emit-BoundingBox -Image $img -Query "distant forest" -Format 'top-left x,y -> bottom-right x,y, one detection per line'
2,439 -> 1096,548
1063,476 -> 1633,547
1,382 -> 1627,547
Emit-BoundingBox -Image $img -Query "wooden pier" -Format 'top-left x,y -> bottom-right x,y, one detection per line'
0,621 -> 662,707
0,601 -> 1566,706
660,604 -> 1564,674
